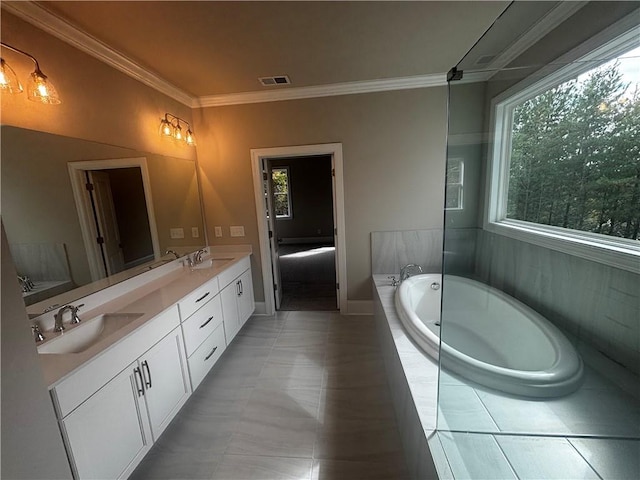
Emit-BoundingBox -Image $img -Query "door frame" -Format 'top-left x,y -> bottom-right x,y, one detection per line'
68,157 -> 161,281
251,143 -> 347,315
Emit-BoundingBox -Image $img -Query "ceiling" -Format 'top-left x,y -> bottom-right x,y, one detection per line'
35,1 -> 509,98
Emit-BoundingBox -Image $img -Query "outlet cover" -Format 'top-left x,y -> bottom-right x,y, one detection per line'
170,228 -> 184,239
214,226 -> 223,237
191,227 -> 199,238
230,226 -> 245,237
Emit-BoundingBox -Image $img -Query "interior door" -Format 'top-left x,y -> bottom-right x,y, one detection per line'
330,157 -> 339,309
88,171 -> 125,276
264,160 -> 283,309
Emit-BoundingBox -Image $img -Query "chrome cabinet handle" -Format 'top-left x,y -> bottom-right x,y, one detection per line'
199,316 -> 214,329
195,291 -> 211,303
239,279 -> 243,296
134,367 -> 144,397
141,360 -> 152,388
205,346 -> 218,361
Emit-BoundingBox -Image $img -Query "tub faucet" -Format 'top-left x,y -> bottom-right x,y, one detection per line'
400,264 -> 423,282
166,249 -> 180,259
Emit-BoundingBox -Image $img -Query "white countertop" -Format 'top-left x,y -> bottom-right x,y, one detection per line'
38,251 -> 251,389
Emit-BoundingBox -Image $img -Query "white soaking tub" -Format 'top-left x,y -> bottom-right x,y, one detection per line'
395,274 -> 583,397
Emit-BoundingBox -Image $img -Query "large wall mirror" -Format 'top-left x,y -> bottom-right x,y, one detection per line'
1,126 -> 206,312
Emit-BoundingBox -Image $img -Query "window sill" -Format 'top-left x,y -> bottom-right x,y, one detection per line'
484,220 -> 640,274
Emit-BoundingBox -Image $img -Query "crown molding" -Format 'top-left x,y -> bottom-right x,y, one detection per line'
2,1 -> 197,107
483,1 -> 588,78
2,1 -> 455,109
196,74 -> 447,107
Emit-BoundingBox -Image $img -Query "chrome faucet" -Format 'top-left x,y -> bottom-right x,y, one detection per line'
194,249 -> 206,264
400,264 -> 423,282
54,304 -> 84,332
32,323 -> 45,343
166,249 -> 180,259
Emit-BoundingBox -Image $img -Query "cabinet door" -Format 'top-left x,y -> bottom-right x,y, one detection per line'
62,364 -> 152,480
220,280 -> 240,344
237,269 -> 255,327
140,327 -> 190,440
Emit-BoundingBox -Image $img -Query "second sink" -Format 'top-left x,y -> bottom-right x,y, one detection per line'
37,312 -> 144,354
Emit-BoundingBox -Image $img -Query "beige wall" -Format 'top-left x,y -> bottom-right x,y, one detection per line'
194,88 -> 447,301
1,12 -> 195,161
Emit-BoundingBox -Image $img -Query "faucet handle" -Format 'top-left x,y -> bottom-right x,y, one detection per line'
32,323 -> 45,343
70,304 -> 84,324
388,276 -> 399,287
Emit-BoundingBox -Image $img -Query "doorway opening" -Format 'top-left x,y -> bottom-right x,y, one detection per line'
268,155 -> 336,311
251,144 -> 347,315
69,158 -> 160,281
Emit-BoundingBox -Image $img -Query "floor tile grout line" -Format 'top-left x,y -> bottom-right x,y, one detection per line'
566,437 -> 605,480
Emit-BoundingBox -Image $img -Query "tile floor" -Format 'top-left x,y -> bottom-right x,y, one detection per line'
130,311 -> 410,480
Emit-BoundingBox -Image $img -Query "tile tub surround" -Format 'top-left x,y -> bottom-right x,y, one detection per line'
372,275 -> 439,479
373,274 -> 640,479
130,311 -> 411,480
475,229 -> 640,376
371,229 -> 444,275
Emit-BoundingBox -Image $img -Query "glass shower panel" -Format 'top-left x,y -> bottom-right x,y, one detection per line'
437,2 -> 640,478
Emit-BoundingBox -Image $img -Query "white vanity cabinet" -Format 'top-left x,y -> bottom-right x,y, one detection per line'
53,307 -> 190,480
219,258 -> 255,344
178,275 -> 228,390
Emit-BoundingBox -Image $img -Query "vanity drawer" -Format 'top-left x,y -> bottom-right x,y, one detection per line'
178,276 -> 219,320
187,323 -> 226,390
218,256 -> 250,289
182,294 -> 223,357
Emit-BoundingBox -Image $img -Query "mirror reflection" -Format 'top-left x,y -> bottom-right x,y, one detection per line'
1,126 -> 206,308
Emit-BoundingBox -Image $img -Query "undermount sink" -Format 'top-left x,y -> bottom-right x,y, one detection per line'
191,258 -> 233,270
37,312 -> 144,354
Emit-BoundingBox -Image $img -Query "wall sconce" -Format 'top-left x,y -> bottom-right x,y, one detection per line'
0,42 -> 61,104
159,113 -> 196,146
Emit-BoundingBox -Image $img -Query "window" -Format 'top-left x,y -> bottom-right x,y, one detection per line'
487,27 -> 640,271
271,167 -> 292,219
445,158 -> 464,210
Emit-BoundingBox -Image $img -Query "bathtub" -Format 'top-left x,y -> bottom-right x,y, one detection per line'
395,274 -> 583,397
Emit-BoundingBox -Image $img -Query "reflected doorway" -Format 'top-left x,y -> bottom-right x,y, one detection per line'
69,157 -> 161,281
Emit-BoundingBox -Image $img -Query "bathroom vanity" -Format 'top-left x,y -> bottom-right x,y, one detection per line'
31,250 -> 254,480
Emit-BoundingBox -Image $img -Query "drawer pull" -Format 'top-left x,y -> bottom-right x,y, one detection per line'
134,367 -> 144,397
195,291 -> 211,303
141,360 -> 152,388
205,346 -> 218,361
199,316 -> 214,329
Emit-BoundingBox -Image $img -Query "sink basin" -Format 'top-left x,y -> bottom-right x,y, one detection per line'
191,258 -> 233,270
37,312 -> 143,354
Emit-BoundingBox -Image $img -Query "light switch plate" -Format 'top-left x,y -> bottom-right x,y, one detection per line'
170,228 -> 184,239
191,227 -> 199,238
214,226 -> 223,237
230,226 -> 245,237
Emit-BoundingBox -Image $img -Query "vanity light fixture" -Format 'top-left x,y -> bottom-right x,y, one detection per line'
159,113 -> 196,146
0,42 -> 61,104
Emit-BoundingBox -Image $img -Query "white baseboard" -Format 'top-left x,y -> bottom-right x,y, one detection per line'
252,301 -> 268,315
346,300 -> 374,315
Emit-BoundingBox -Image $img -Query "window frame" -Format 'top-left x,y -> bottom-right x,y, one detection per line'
445,157 -> 464,211
485,23 -> 640,274
271,166 -> 293,220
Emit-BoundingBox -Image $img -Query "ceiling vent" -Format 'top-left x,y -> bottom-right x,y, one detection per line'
259,75 -> 291,87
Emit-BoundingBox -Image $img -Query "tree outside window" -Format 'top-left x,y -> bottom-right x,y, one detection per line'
272,167 -> 292,218
506,46 -> 640,241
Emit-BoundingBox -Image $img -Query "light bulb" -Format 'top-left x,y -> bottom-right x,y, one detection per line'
26,69 -> 60,104
185,128 -> 196,146
0,58 -> 23,94
159,117 -> 173,137
174,122 -> 183,142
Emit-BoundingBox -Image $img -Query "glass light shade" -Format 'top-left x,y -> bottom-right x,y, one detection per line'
159,118 -> 173,137
185,128 -> 196,146
173,123 -> 183,142
0,59 -> 23,94
27,70 -> 60,104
